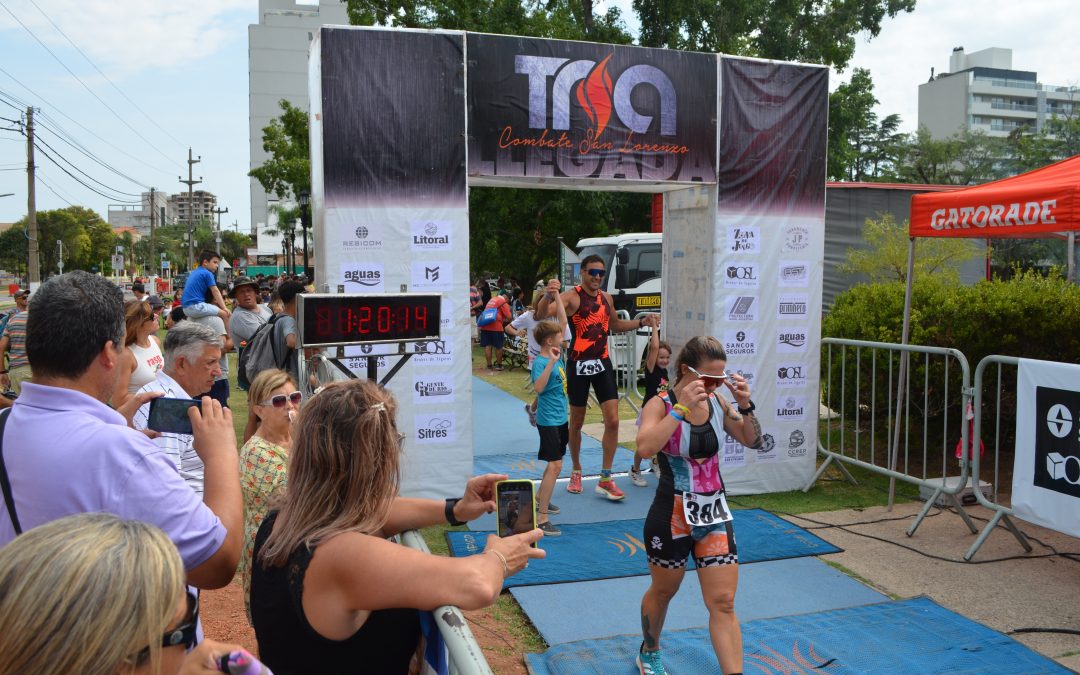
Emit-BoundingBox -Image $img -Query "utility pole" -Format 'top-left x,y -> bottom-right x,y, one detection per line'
148,187 -> 156,276
26,107 -> 39,288
212,206 -> 228,255
178,148 -> 201,271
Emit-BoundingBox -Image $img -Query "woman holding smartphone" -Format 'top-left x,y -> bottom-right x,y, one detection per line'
634,336 -> 763,675
250,378 -> 545,674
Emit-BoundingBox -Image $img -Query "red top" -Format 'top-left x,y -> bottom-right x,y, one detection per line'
568,286 -> 611,361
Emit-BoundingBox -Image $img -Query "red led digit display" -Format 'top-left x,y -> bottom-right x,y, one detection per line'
298,294 -> 442,346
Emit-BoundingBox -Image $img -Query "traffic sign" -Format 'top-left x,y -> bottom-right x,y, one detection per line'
111,254 -> 124,270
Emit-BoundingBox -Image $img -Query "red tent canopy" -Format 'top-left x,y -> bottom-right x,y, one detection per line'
910,154 -> 1080,238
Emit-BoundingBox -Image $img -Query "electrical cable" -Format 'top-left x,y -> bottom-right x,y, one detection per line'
33,143 -> 140,204
0,0 -> 177,166
33,135 -> 144,197
36,172 -> 75,206
34,116 -> 149,190
0,66 -> 176,178
23,0 -> 186,149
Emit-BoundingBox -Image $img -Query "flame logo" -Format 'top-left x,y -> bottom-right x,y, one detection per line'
575,54 -> 614,140
606,533 -> 646,556
745,640 -> 838,673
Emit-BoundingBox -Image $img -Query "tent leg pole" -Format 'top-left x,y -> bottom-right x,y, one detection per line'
888,238 -> 917,511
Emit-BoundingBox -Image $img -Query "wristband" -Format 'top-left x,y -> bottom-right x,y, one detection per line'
672,403 -> 690,417
738,400 -> 756,415
444,497 -> 466,526
669,410 -> 684,422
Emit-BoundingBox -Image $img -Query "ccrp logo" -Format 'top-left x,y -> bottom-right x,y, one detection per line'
789,430 -> 805,448
516,54 -> 676,140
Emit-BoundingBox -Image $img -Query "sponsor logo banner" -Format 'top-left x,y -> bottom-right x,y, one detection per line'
415,413 -> 456,444
340,262 -> 384,292
776,328 -> 808,354
756,433 -> 779,463
724,329 -> 757,357
410,220 -> 452,251
776,394 -> 808,421
466,34 -> 717,184
779,260 -> 809,287
410,261 -> 454,292
783,225 -> 809,252
727,225 -> 760,254
776,363 -> 808,389
726,295 -> 756,322
724,262 -> 759,289
412,337 -> 454,365
342,224 -> 385,251
414,373 -> 456,404
723,433 -> 746,468
788,429 -> 808,457
733,368 -> 755,390
777,293 -> 809,319
1034,387 -> 1080,498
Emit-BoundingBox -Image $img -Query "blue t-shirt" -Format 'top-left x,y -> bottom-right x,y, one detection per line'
181,267 -> 216,306
532,354 -> 568,426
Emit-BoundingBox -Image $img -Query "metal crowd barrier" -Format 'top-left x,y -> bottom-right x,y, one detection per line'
805,338 -> 979,537
398,530 -> 495,675
965,355 -> 1032,561
607,310 -> 655,413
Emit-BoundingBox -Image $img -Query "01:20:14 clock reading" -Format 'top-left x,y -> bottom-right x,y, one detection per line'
313,304 -> 430,337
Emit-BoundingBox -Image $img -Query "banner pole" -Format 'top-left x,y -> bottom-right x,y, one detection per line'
888,238 -> 917,509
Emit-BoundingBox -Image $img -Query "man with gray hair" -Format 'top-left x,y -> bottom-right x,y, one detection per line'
133,321 -> 224,496
0,271 -> 241,591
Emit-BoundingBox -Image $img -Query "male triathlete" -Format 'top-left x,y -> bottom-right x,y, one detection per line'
537,255 -> 658,499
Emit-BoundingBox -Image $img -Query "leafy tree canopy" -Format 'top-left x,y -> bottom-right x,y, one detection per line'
838,213 -> 979,283
248,100 -> 311,202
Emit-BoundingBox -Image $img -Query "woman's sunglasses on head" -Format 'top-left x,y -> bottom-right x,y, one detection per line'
259,391 -> 303,408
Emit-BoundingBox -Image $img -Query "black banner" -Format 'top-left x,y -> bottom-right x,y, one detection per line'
320,28 -> 466,206
467,34 -> 716,185
1035,386 -> 1080,498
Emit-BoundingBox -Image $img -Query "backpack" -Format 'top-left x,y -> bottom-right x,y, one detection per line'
476,296 -> 505,327
238,314 -> 291,390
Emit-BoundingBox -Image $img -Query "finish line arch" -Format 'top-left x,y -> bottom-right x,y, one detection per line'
309,26 -> 828,498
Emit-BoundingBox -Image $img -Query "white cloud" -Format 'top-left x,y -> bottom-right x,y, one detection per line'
0,0 -> 254,77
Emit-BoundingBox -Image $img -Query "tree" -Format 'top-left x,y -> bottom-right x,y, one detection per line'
249,100 -> 311,202
886,127 -> 1009,186
633,0 -> 915,70
838,213 -> 979,283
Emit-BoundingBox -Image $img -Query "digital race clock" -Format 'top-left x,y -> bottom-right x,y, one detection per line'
298,293 -> 442,347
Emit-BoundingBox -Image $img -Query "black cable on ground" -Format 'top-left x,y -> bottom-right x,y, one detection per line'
1007,628 -> 1080,637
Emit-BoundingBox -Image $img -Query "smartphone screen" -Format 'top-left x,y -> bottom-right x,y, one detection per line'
147,397 -> 200,435
496,480 -> 537,542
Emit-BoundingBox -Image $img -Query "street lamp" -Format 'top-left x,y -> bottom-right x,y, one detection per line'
298,190 -> 311,281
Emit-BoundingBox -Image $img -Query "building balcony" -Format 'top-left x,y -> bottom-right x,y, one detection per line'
990,101 -> 1037,112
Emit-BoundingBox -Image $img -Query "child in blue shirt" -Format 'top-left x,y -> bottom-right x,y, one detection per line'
531,285 -> 568,536
181,250 -> 230,321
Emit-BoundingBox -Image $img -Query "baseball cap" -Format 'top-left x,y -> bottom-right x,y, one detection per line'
13,289 -> 29,299
131,282 -> 145,293
147,295 -> 164,310
228,276 -> 260,298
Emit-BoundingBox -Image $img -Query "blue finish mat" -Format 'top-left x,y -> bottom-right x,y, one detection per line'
472,377 -> 543,457
472,445 -> 636,481
511,556 -> 887,645
446,509 -> 841,588
525,596 -> 1070,674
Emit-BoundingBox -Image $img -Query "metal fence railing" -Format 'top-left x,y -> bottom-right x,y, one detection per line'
964,355 -> 1033,561
805,338 -> 979,538
399,530 -> 495,675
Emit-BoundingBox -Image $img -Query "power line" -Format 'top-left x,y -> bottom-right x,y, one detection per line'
33,142 -> 140,204
0,65 -> 176,179
0,0 -> 178,166
36,172 -> 74,206
34,118 -> 149,190
34,136 -> 143,198
23,0 -> 186,149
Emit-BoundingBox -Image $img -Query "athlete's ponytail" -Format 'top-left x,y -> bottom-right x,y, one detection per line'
674,336 -> 727,385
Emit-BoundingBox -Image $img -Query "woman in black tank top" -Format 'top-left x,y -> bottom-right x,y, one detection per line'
249,380 -> 545,674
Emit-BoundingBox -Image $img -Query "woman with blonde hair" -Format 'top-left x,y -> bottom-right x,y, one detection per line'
250,378 -> 545,674
114,299 -> 165,407
0,512 -> 241,675
238,367 -> 298,621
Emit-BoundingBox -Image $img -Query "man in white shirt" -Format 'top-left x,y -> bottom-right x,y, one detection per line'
133,321 -> 224,496
228,276 -> 272,349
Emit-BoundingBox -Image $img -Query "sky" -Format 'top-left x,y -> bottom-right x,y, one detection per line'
0,0 -> 1077,229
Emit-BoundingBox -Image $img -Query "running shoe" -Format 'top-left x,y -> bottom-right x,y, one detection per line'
650,455 -> 659,473
629,466 -> 647,487
538,520 -> 561,536
544,502 -> 560,515
493,363 -> 504,371
595,479 -> 625,500
567,470 -> 583,494
524,402 -> 537,427
636,645 -> 667,675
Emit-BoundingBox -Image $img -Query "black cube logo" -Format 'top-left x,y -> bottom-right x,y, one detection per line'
1034,386 -> 1080,499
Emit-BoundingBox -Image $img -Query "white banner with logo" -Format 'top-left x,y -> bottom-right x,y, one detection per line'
1013,358 -> 1080,538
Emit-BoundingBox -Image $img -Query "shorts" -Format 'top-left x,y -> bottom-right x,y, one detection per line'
643,492 -> 738,569
566,357 -> 618,407
479,330 -> 505,349
537,422 -> 568,462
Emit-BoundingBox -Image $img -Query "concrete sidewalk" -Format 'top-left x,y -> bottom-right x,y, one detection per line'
785,502 -> 1080,671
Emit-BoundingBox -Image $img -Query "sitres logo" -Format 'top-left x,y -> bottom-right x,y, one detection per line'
416,417 -> 453,442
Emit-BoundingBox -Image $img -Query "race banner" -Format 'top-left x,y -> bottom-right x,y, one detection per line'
1013,359 -> 1080,538
466,34 -> 716,187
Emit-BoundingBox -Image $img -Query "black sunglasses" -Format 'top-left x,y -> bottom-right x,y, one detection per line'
135,591 -> 198,664
586,268 -> 606,278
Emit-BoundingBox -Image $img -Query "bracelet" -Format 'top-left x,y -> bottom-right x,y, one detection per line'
486,549 -> 509,577
669,410 -> 684,422
738,400 -> 756,415
444,497 -> 465,526
672,403 -> 690,417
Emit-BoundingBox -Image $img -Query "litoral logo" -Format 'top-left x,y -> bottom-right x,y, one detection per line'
727,296 -> 756,321
1047,404 -> 1072,438
776,395 -> 807,420
411,220 -> 451,249
517,54 -> 677,142
784,226 -> 809,252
